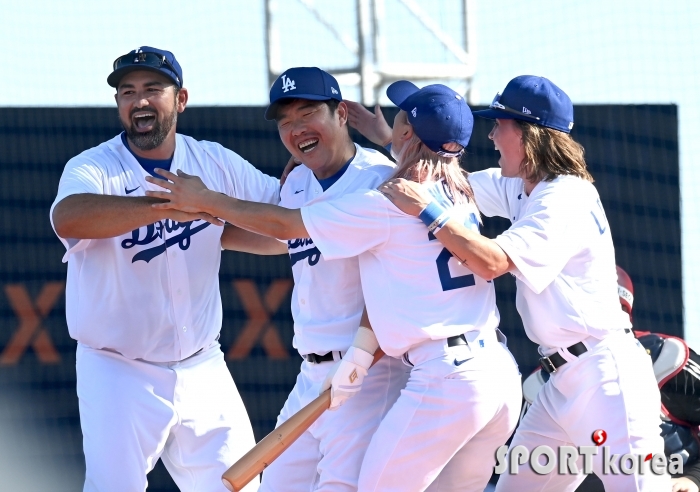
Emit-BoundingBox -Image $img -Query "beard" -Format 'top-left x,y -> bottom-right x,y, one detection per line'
120,102 -> 178,151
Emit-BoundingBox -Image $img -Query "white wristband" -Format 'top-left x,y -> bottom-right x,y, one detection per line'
344,346 -> 374,370
353,326 -> 379,355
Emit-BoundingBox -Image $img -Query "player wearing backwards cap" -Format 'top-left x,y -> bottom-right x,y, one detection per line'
371,76 -> 668,491
145,82 -> 522,492
50,47 -> 281,491
241,67 -> 408,492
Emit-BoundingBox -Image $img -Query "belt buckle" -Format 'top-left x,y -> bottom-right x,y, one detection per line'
539,356 -> 557,374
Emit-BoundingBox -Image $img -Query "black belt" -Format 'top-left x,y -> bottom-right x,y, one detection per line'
539,342 -> 587,374
539,329 -> 632,374
404,334 -> 468,367
303,351 -> 341,364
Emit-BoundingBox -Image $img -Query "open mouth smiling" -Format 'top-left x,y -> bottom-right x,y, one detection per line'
132,112 -> 157,131
298,138 -> 319,153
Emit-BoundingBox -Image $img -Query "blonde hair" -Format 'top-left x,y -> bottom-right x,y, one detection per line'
385,112 -> 476,207
515,120 -> 593,183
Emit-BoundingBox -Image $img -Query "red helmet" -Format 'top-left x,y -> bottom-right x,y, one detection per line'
616,265 -> 634,320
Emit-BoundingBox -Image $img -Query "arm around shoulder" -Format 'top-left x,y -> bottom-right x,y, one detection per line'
434,220 -> 514,281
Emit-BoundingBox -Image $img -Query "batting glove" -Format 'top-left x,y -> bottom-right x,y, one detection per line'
320,327 -> 379,410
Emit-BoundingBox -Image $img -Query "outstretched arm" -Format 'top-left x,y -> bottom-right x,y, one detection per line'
344,101 -> 393,147
379,178 -> 514,281
145,169 -> 309,240
221,224 -> 289,255
52,193 -> 221,239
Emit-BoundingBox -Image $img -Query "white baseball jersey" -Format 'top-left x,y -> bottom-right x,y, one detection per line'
301,181 -> 500,357
468,168 -> 631,350
50,133 -> 280,362
280,144 -> 395,355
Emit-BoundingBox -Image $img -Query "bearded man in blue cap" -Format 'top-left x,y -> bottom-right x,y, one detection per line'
50,47 -> 282,491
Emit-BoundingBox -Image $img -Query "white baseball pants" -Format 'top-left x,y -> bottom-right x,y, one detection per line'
494,331 -> 670,491
76,342 -> 257,492
357,332 -> 522,492
258,355 -> 409,492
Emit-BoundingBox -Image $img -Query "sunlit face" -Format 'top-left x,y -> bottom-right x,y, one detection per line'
276,99 -> 349,174
115,70 -> 185,151
391,110 -> 413,158
488,118 -> 525,178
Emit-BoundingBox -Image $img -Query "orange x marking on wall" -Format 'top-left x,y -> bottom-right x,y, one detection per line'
227,279 -> 292,360
1,282 -> 64,365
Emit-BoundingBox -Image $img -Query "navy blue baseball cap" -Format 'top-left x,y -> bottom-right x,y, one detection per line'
387,81 -> 473,156
473,75 -> 574,133
107,47 -> 183,88
265,67 -> 342,120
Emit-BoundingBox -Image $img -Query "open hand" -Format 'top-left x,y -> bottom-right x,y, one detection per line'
344,100 -> 392,148
280,156 -> 302,187
379,178 -> 432,216
145,169 -> 220,222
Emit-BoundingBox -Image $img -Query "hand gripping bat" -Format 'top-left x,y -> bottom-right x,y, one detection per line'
221,350 -> 384,491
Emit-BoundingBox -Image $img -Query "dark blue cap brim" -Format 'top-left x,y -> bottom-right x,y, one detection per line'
386,80 -> 420,109
471,108 -> 519,120
264,94 -> 334,120
107,66 -> 180,88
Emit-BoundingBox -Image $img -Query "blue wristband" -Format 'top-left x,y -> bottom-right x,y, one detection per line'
384,142 -> 393,153
419,201 -> 447,227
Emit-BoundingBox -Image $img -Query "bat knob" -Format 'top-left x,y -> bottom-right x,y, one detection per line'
222,478 -> 234,491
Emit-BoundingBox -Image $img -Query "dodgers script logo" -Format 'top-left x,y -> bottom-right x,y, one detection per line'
288,238 -> 321,267
121,219 -> 211,263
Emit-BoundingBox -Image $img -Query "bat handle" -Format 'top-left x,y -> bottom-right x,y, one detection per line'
221,349 -> 384,491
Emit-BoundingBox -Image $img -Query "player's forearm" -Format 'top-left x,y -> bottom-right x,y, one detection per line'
202,191 -> 309,240
221,224 -> 289,255
52,193 -> 168,239
434,221 -> 513,281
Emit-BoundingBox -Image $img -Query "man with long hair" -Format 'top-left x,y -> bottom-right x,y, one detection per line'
379,76 -> 668,491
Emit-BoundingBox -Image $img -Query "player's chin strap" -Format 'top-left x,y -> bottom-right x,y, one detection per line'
320,327 -> 379,410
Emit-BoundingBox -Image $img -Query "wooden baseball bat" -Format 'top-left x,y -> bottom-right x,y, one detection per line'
221,350 -> 384,491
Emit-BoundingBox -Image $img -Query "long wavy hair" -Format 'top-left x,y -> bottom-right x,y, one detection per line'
384,112 -> 475,207
515,120 -> 593,183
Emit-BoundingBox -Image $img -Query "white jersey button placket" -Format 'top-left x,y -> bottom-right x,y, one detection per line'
165,224 -> 194,358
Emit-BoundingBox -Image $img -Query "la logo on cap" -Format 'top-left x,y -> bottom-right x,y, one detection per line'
411,107 -> 417,117
281,74 -> 296,93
